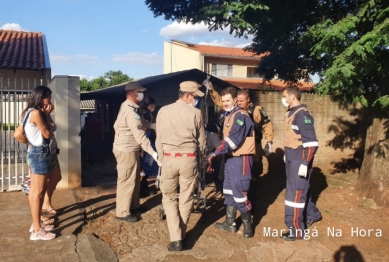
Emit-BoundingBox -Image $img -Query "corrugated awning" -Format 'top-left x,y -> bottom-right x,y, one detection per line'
80,69 -> 238,100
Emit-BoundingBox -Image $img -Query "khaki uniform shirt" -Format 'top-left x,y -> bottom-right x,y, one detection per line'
209,89 -> 274,142
156,100 -> 206,160
113,99 -> 155,155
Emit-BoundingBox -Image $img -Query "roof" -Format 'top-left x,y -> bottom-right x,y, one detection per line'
80,99 -> 95,109
221,78 -> 315,91
0,30 -> 50,71
171,40 -> 264,59
80,69 -> 239,100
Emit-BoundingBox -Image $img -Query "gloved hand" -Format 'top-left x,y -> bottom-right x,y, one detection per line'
152,152 -> 162,167
206,153 -> 216,173
202,76 -> 213,90
298,164 -> 308,177
263,142 -> 272,156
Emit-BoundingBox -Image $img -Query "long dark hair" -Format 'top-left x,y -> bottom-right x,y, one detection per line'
21,85 -> 52,118
141,96 -> 156,111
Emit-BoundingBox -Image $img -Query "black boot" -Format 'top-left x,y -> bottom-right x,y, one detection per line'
215,206 -> 237,233
241,211 -> 254,238
167,240 -> 183,251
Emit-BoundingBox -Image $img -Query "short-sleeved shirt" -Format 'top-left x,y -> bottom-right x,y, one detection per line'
156,100 -> 206,159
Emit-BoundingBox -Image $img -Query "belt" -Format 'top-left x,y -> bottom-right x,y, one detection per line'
164,152 -> 196,157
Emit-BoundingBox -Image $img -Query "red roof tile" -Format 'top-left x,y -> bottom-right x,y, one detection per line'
221,78 -> 314,91
171,40 -> 264,59
0,30 -> 48,70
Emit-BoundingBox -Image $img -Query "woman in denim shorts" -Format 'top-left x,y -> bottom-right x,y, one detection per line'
22,86 -> 56,241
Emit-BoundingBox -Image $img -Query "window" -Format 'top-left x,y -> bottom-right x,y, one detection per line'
211,64 -> 233,77
247,67 -> 263,78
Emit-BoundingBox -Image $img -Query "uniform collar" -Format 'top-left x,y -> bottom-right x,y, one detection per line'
226,106 -> 239,116
289,104 -> 306,112
176,99 -> 189,105
126,99 -> 139,108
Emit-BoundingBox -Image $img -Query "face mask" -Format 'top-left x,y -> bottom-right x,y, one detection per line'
150,107 -> 155,112
136,92 -> 144,102
281,97 -> 289,108
192,98 -> 199,107
225,106 -> 234,112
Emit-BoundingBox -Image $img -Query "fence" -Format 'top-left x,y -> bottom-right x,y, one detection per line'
0,78 -> 48,192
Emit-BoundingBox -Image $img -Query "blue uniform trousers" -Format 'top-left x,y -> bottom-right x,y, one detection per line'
284,147 -> 321,237
223,154 -> 253,213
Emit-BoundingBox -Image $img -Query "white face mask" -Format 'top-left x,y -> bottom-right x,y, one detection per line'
225,106 -> 234,112
136,92 -> 144,102
281,97 -> 289,108
150,107 -> 155,112
191,98 -> 199,107
223,97 -> 236,112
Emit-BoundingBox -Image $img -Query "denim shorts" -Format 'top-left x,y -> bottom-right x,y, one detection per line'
27,145 -> 51,174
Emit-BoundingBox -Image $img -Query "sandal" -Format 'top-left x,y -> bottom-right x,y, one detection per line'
40,217 -> 55,225
41,208 -> 57,217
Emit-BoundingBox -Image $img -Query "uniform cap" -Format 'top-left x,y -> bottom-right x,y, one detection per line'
125,81 -> 147,91
179,81 -> 204,97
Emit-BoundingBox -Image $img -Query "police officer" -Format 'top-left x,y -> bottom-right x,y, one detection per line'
207,87 -> 255,238
113,82 -> 160,223
280,85 -> 322,241
156,81 -> 206,251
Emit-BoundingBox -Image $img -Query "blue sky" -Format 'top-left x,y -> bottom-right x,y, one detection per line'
0,0 -> 254,80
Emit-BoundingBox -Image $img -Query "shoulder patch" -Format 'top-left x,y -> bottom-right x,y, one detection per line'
236,119 -> 244,126
304,118 -> 312,124
135,114 -> 140,120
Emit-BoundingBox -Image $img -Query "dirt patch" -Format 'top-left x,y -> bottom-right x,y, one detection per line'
74,159 -> 389,261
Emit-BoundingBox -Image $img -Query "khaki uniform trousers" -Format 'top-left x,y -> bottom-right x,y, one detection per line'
160,155 -> 198,242
113,149 -> 141,217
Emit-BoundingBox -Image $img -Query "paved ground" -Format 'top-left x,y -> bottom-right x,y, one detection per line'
1,154 -> 389,262
0,189 -> 117,262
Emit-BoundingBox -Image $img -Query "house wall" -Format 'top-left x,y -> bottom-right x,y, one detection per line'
164,42 -> 201,73
203,57 -> 259,78
0,69 -> 51,89
163,42 -> 262,78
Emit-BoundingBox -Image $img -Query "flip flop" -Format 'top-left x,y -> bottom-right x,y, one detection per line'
41,208 -> 57,217
40,217 -> 55,225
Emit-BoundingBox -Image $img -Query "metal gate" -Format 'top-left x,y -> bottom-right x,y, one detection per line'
0,78 -> 45,192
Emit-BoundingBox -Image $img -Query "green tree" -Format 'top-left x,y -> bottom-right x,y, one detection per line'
80,70 -> 134,92
146,0 -> 389,206
104,70 -> 133,87
80,78 -> 90,92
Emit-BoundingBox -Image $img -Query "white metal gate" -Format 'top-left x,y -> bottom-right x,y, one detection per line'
0,78 -> 46,192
